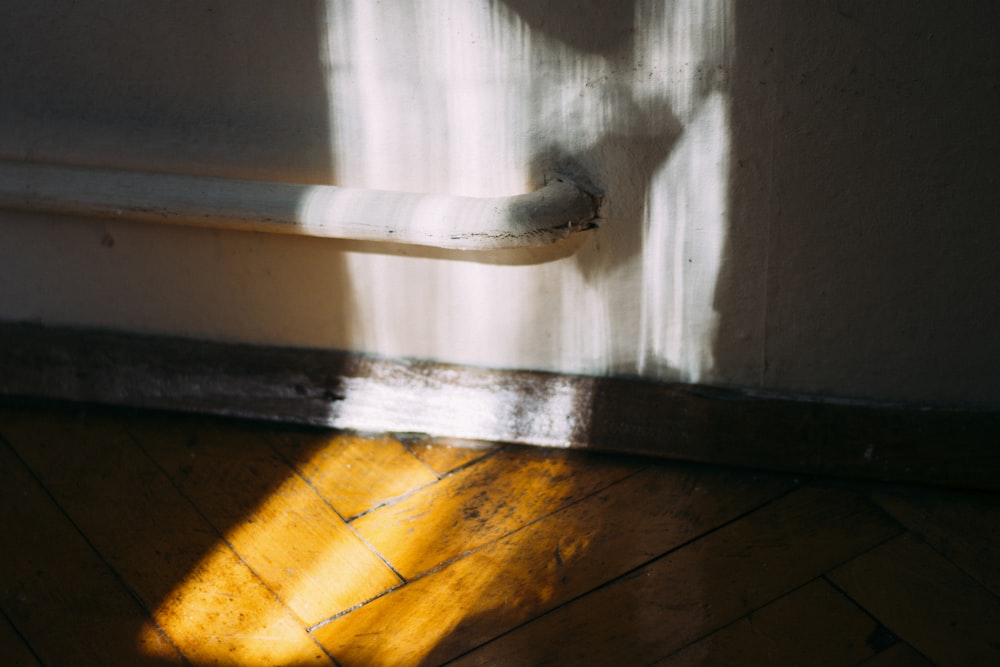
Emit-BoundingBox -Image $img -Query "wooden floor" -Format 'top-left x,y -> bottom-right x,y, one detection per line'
1,403 -> 997,666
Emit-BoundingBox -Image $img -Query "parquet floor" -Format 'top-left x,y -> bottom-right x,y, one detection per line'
1,403 -> 997,666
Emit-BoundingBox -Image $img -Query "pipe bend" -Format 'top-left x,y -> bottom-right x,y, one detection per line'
0,161 -> 600,252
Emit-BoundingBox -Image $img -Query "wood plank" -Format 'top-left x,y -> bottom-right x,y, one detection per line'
830,532 -> 1000,667
269,430 -> 438,520
3,322 -> 998,490
0,437 -> 181,665
0,407 -> 332,666
858,642 -> 936,667
652,579 -> 880,666
401,436 -> 499,476
349,447 -> 644,579
449,486 -> 901,666
312,464 -> 793,666
873,488 -> 1000,596
0,613 -> 41,667
126,416 -> 402,626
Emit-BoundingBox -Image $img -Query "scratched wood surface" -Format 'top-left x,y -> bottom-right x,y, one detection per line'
1,401 -> 998,666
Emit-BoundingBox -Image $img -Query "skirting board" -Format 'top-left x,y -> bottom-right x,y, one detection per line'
1,322 -> 997,490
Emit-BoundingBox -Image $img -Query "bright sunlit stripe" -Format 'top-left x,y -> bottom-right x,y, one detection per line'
314,0 -> 733,381
328,374 -> 590,448
141,1 -> 735,658
639,91 -> 730,382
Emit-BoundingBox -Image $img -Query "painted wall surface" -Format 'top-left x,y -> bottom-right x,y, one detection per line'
1,1 -> 998,407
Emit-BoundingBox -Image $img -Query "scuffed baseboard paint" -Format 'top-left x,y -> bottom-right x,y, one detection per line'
1,322 -> 997,489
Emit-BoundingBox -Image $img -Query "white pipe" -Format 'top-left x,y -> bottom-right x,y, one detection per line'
0,161 -> 599,252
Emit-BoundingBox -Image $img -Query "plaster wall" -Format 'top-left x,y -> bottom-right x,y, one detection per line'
1,0 -> 998,407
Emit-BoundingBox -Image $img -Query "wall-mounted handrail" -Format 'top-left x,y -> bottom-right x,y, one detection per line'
0,160 -> 599,251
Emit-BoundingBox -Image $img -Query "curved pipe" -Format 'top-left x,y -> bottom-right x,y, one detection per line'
0,161 -> 599,251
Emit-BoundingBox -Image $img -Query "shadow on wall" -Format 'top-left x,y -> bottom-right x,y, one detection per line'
316,0 -> 734,379
4,1 -> 997,407
0,0 -> 335,184
0,0 -> 358,349
478,2 -> 736,415
5,2 -> 999,664
2,0 -> 734,385
499,0 -> 686,376
718,0 -> 1000,405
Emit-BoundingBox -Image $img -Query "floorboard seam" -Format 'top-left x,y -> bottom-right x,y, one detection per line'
262,432 -> 410,584
652,575 -> 840,664
306,464 -> 653,632
439,482 -> 801,665
0,431 -> 189,665
342,445 -> 512,523
0,607 -> 47,667
124,425 -> 338,664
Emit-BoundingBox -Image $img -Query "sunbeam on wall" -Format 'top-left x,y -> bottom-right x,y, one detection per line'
5,1 -> 998,408
315,0 -> 734,384
639,91 -> 730,381
0,0 -> 737,388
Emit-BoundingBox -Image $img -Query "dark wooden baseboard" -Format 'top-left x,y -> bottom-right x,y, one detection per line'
1,322 -> 997,489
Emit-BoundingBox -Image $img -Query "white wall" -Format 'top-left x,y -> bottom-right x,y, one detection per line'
2,0 -> 998,407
